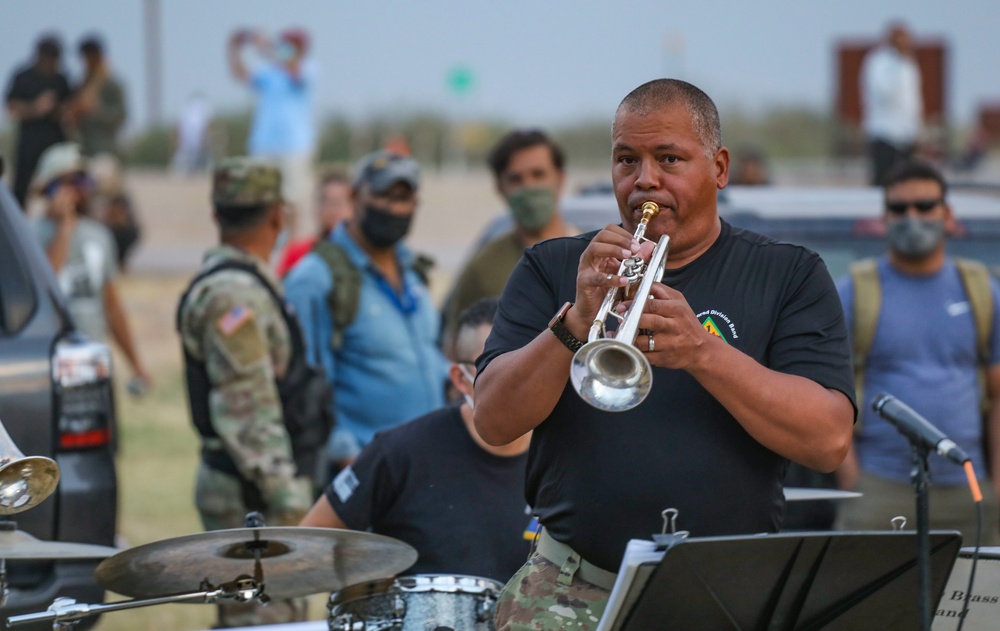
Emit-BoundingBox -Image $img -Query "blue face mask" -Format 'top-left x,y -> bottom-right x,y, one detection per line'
275,42 -> 296,62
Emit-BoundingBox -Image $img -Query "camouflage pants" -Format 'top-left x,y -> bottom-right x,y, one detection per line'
195,463 -> 308,627
494,552 -> 611,631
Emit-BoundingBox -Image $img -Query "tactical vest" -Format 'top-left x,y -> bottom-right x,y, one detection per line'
176,259 -> 334,509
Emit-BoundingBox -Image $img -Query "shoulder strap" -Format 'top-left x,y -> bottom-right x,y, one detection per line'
311,240 -> 361,351
850,258 -> 881,413
955,257 -> 994,415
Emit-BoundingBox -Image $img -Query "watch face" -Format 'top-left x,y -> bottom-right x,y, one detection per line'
549,301 -> 572,328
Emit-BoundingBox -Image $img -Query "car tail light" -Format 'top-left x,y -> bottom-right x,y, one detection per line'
52,339 -> 115,451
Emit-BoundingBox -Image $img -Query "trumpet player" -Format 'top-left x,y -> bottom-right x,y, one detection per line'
474,79 -> 856,631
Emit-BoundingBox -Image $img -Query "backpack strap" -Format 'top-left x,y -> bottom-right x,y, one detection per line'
955,257 -> 995,415
850,258 -> 881,416
311,240 -> 362,352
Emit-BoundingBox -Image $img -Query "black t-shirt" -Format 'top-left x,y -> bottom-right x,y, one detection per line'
479,220 -> 855,572
4,64 -> 71,138
325,405 -> 533,582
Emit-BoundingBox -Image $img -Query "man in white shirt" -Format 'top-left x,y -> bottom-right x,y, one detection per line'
861,21 -> 923,186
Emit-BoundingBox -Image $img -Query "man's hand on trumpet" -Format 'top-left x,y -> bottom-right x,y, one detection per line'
562,224 -> 640,338
632,283 -> 712,372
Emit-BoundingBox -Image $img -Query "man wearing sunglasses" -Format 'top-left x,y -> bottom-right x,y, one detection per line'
834,159 -> 1000,544
30,142 -> 152,392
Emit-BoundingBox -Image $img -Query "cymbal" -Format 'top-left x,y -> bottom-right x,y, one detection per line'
94,527 -> 418,600
0,527 -> 118,559
784,487 -> 863,502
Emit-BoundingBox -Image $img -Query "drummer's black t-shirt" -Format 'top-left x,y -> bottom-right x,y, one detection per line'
326,405 -> 532,582
479,220 -> 856,572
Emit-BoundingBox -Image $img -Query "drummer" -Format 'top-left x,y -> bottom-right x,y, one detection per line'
301,298 -> 534,583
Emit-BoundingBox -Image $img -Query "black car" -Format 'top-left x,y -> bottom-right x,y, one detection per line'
0,165 -> 117,628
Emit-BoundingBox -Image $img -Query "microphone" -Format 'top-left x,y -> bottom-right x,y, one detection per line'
871,393 -> 970,465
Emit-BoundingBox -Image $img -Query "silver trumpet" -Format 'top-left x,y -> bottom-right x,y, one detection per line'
0,417 -> 59,514
570,202 -> 670,412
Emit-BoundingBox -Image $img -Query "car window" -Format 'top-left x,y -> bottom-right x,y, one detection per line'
0,194 -> 39,335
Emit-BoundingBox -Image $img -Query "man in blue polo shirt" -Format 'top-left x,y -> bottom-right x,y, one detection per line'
284,150 -> 448,470
228,27 -> 316,229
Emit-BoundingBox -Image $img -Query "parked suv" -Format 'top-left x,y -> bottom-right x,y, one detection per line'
0,164 -> 117,628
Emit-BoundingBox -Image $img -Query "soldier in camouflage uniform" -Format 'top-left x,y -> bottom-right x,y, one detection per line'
177,157 -> 313,627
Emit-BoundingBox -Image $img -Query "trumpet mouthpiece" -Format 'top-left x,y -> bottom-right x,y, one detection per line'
640,202 -> 660,223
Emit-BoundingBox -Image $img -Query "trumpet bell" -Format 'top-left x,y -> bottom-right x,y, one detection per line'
570,339 -> 652,412
0,419 -> 59,514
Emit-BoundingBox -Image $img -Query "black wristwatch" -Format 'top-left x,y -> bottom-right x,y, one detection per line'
548,301 -> 585,352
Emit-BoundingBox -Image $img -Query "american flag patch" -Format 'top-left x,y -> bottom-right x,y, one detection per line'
217,305 -> 252,336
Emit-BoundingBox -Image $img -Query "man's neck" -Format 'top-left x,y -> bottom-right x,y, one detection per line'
460,403 -> 530,457
220,236 -> 270,263
514,214 -> 571,248
888,247 -> 947,276
347,223 -> 400,280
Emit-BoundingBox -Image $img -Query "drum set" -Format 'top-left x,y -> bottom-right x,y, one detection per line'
0,417 -> 501,631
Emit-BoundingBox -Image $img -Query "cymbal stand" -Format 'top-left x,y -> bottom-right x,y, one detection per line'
7,575 -> 266,630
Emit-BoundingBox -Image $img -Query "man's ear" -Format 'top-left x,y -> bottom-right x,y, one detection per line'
449,363 -> 472,397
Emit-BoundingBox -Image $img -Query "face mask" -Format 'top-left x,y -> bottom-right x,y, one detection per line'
275,42 -> 296,62
507,186 -> 558,233
360,204 -> 412,248
458,364 -> 476,410
886,216 -> 946,259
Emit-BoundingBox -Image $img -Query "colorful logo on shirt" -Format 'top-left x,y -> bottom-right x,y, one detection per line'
696,310 -> 738,343
523,515 -> 541,542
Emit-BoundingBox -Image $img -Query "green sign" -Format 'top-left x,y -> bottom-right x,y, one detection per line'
446,66 -> 475,96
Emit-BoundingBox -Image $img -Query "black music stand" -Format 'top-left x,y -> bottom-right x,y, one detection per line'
606,531 -> 961,631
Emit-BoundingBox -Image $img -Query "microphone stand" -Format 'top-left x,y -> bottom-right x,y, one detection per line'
910,442 -> 933,631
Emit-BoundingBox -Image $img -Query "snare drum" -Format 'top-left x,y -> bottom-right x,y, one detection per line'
328,574 -> 503,631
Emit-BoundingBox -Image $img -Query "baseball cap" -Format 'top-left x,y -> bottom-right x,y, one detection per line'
31,142 -> 86,192
352,150 -> 420,195
212,157 -> 284,207
279,28 -> 309,53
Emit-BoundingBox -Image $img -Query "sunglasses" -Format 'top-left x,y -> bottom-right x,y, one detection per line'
43,173 -> 92,198
885,199 -> 942,215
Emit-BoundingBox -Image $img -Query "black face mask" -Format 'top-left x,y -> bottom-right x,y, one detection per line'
360,204 -> 413,248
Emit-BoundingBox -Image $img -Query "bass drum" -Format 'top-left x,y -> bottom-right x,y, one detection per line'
328,573 -> 503,631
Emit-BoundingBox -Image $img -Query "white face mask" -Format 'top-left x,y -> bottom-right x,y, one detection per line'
458,364 -> 476,410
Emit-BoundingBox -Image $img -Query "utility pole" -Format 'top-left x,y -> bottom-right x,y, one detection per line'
144,0 -> 163,125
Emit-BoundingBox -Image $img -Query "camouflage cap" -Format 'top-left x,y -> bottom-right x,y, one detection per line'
352,150 -> 419,194
212,157 -> 284,207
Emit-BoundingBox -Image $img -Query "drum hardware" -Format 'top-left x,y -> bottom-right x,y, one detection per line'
10,514 -> 417,629
94,521 -> 417,600
328,574 -> 503,631
570,201 -> 670,412
7,575 -> 270,629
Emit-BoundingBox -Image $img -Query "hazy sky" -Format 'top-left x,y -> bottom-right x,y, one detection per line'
3,0 -> 999,133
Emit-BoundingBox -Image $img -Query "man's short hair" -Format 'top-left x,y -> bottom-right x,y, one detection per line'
36,34 -> 62,59
882,159 -> 948,198
318,168 -> 351,192
79,35 -> 104,56
214,203 -> 272,231
487,130 -> 565,180
614,79 -> 722,158
453,297 -> 499,361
